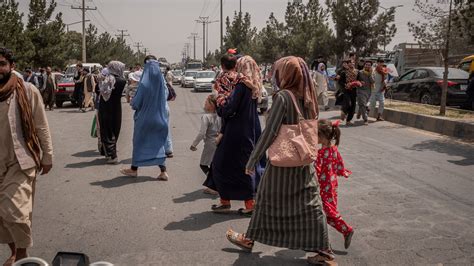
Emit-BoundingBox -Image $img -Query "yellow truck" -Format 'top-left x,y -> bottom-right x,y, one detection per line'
459,55 -> 474,75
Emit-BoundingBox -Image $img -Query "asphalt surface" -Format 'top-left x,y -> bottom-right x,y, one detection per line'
1,86 -> 473,265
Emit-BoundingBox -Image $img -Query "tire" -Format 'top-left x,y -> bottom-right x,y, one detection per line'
420,92 -> 434,105
55,100 -> 64,108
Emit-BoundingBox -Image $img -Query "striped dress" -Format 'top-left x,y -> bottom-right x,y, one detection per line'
245,90 -> 329,251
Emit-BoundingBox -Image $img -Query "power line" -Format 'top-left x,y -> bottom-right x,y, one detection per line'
116,29 -> 130,42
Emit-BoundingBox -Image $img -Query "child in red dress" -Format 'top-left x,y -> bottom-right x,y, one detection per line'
315,119 -> 354,249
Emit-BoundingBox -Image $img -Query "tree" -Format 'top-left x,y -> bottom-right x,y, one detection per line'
257,13 -> 287,64
27,0 -> 57,30
408,0 -> 473,115
326,0 -> 397,59
223,12 -> 258,56
0,0 -> 35,68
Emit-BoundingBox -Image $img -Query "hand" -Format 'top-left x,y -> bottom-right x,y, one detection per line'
245,168 -> 255,176
215,134 -> 223,145
40,164 -> 52,175
190,145 -> 197,151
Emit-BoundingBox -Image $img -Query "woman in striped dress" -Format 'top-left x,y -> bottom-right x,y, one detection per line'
226,56 -> 333,264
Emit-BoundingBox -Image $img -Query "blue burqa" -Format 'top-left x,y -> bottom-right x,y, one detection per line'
131,60 -> 169,167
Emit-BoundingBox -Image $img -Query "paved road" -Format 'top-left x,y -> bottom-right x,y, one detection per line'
2,86 -> 473,265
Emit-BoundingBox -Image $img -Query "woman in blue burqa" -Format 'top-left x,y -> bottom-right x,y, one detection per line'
120,55 -> 170,180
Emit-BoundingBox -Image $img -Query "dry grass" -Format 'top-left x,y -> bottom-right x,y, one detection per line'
385,100 -> 474,121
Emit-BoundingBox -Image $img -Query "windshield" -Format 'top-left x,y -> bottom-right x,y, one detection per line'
196,72 -> 215,79
58,76 -> 74,84
432,68 -> 469,79
172,70 -> 182,76
185,71 -> 197,77
187,63 -> 202,69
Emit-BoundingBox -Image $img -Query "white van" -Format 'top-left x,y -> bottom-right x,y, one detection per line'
64,63 -> 103,77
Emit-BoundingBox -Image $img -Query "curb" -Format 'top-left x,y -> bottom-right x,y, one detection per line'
327,97 -> 474,141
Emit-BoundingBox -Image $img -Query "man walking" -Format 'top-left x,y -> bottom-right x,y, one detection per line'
24,69 -> 39,88
42,66 -> 56,111
370,59 -> 387,121
0,48 -> 53,265
357,61 -> 374,125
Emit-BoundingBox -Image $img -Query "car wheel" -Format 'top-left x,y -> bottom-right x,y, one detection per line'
420,92 -> 434,105
55,100 -> 64,108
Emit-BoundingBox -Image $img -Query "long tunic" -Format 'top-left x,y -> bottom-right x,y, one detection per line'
245,91 -> 329,251
83,74 -> 95,108
98,76 -> 126,158
131,62 -> 169,167
192,113 -> 221,166
210,83 -> 261,201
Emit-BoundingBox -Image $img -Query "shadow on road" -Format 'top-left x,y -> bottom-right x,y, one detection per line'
65,158 -> 106,168
71,150 -> 100,158
405,139 -> 474,166
164,211 -> 248,231
173,189 -> 218,203
223,248 -> 307,265
90,176 -> 156,188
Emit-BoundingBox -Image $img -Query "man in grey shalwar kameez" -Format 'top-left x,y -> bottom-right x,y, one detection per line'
357,61 -> 374,125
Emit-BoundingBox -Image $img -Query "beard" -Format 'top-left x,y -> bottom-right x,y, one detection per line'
0,71 -> 12,85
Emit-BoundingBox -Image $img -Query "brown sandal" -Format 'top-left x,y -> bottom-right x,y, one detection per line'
226,229 -> 254,252
157,172 -> 169,181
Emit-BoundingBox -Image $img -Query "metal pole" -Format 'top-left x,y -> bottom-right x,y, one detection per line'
82,0 -> 86,62
240,0 -> 241,13
203,22 -> 206,62
220,0 -> 223,52
193,35 -> 196,60
206,23 -> 209,58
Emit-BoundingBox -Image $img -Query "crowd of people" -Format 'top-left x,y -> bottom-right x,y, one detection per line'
0,44 -> 378,265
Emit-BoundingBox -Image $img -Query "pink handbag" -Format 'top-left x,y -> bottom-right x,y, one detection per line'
268,90 -> 318,167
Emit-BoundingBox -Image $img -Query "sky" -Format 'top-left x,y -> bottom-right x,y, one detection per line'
17,0 -> 425,63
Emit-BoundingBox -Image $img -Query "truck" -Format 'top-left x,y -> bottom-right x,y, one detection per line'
389,43 -> 443,76
186,60 -> 203,71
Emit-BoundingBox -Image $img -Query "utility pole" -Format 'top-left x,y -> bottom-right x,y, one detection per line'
66,20 -> 89,33
188,33 -> 199,60
71,0 -> 96,63
115,29 -> 130,42
143,48 -> 149,56
220,0 -> 223,52
240,0 -> 242,13
196,17 -> 209,62
134,42 -> 143,62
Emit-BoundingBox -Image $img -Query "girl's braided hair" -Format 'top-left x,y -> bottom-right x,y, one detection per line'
318,119 -> 341,146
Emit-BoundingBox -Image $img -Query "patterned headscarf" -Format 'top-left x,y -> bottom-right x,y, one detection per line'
214,70 -> 242,106
99,61 -> 125,102
272,56 -> 319,119
236,55 -> 262,99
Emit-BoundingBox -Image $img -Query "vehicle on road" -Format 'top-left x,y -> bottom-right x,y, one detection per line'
387,67 -> 469,106
458,55 -> 474,75
182,70 -> 197,88
55,76 -> 77,108
171,70 -> 183,84
193,71 -> 216,92
186,60 -> 203,71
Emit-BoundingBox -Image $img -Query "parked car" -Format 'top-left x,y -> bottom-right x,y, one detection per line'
258,86 -> 269,113
55,76 -> 76,108
182,70 -> 197,88
193,71 -> 216,92
64,63 -> 102,78
387,67 -> 469,106
171,70 -> 183,84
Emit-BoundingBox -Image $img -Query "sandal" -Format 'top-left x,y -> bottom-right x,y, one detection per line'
237,208 -> 253,217
120,168 -> 138,177
211,204 -> 231,213
225,229 -> 254,252
344,230 -> 354,249
157,172 -> 169,181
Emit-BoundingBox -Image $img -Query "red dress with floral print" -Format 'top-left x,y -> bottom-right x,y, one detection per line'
315,145 -> 353,236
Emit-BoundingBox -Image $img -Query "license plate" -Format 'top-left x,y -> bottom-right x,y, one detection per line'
66,87 -> 75,92
460,84 -> 467,91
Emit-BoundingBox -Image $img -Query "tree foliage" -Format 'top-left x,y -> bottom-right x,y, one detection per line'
326,0 -> 397,58
408,0 -> 473,54
0,0 -> 138,70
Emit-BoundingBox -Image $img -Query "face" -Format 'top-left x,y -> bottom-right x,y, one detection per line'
46,67 -> 52,74
364,62 -> 372,70
320,64 -> 325,71
204,98 -> 215,112
0,55 -> 12,83
348,61 -> 355,69
342,62 -> 348,69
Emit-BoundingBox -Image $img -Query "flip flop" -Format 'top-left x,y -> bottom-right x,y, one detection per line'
211,204 -> 231,213
237,208 -> 253,217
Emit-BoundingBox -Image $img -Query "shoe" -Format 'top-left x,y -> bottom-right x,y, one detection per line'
237,208 -> 253,217
356,113 -> 361,119
211,204 -> 231,213
344,230 -> 354,249
226,229 -> 254,252
120,168 -> 137,177
157,172 -> 169,181
377,115 -> 384,121
324,106 -> 330,111
364,120 -> 369,125
340,112 -> 346,121
165,152 -> 174,158
106,157 -> 118,165
346,121 -> 354,126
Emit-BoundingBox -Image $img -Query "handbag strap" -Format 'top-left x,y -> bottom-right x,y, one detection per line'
283,90 -> 304,120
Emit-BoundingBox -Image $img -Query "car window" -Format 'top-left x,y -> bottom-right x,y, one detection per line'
413,69 -> 429,79
459,61 -> 471,73
400,71 -> 416,81
185,72 -> 196,77
196,72 -> 215,79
